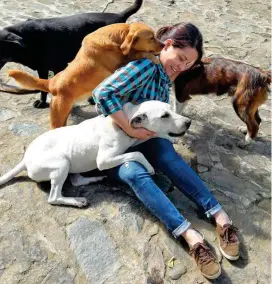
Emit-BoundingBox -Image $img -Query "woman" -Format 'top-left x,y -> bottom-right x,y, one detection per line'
92,23 -> 240,280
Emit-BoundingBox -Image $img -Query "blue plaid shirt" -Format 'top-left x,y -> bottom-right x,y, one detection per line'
93,58 -> 172,116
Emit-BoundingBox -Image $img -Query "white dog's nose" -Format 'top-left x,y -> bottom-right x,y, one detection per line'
185,120 -> 191,129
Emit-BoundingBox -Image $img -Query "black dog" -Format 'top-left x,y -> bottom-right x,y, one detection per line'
0,0 -> 143,108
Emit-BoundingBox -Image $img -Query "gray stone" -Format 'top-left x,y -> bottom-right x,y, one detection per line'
0,0 -> 271,283
0,200 -> 12,214
0,108 -> 18,121
214,162 -> 225,170
118,203 -> 145,233
168,264 -> 187,280
201,168 -> 255,191
210,152 -> 220,162
26,241 -> 48,263
8,121 -> 40,136
257,199 -> 271,214
197,165 -> 209,173
41,266 -> 75,284
66,218 -> 120,284
144,243 -> 165,283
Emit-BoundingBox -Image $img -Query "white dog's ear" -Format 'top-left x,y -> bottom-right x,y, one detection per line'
129,112 -> 148,127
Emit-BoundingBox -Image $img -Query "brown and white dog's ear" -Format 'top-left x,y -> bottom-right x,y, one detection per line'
120,33 -> 137,55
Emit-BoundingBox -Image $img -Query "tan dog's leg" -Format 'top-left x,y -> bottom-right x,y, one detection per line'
50,96 -> 74,129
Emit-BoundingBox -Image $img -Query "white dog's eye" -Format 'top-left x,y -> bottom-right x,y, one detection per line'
161,113 -> 170,118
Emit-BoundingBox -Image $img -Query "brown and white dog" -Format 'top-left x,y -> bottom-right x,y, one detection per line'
174,57 -> 271,147
8,22 -> 164,129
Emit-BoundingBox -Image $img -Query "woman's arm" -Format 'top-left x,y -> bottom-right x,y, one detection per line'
93,59 -> 157,139
93,59 -> 155,116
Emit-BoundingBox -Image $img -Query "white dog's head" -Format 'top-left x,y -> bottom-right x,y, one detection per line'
123,100 -> 191,137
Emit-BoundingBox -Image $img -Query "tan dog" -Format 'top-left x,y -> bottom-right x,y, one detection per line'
8,22 -> 164,129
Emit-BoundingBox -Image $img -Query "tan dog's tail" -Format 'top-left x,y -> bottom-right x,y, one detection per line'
8,70 -> 49,93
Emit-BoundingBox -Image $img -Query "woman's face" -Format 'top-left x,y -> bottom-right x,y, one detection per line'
160,39 -> 199,81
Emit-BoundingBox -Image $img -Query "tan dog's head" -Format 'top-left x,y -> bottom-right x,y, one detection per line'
121,22 -> 164,55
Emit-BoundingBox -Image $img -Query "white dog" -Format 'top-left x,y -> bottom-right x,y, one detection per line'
0,101 -> 191,207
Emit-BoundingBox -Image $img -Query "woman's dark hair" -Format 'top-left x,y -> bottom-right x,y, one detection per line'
156,22 -> 203,64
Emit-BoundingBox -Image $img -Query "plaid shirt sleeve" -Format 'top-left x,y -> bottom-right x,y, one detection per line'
92,59 -> 156,116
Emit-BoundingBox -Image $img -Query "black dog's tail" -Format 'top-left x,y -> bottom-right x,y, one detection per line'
119,0 -> 143,20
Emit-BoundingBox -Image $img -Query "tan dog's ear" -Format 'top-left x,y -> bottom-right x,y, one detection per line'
121,33 -> 137,55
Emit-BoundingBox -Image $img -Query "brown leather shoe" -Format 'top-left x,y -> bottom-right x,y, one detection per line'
216,223 -> 240,260
189,242 -> 221,279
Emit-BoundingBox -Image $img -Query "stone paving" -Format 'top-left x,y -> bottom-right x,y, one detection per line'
0,0 -> 271,283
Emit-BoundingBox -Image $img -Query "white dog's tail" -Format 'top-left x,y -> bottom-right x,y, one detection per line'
0,160 -> 26,185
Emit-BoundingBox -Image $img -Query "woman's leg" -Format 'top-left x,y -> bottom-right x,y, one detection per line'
104,161 -> 191,238
137,138 -> 222,218
137,138 -> 239,261
104,155 -> 222,279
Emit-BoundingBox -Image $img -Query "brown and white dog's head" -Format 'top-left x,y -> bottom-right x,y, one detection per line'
121,22 -> 164,55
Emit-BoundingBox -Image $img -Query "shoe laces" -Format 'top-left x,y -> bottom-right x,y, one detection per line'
221,224 -> 238,244
190,243 -> 216,265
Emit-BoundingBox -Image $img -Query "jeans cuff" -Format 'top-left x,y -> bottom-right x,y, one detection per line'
172,220 -> 191,238
205,203 -> 222,218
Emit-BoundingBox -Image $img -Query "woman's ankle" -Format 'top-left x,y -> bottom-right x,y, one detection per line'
182,227 -> 204,247
213,209 -> 232,227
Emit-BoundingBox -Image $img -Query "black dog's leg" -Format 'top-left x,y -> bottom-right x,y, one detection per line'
33,70 -> 50,109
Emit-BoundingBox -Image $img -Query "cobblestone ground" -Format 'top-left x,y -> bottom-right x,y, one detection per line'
0,1 -> 271,284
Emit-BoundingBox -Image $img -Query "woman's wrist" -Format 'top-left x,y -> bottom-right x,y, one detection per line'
109,110 -> 131,133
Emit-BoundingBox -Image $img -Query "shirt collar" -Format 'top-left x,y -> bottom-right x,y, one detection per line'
157,63 -> 172,86
156,56 -> 172,86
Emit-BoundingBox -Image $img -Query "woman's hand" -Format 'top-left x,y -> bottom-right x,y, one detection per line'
125,126 -> 156,140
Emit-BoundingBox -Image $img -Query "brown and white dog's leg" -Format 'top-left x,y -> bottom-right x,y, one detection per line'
173,98 -> 189,114
237,112 -> 259,148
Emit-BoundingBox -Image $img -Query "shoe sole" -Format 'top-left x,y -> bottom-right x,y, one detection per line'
202,265 -> 222,280
219,244 -> 240,261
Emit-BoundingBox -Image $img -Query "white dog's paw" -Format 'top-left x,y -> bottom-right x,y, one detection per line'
73,197 -> 88,207
48,196 -> 89,207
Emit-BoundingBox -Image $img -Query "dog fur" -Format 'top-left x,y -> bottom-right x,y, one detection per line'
174,56 -> 271,147
0,0 -> 143,108
0,100 -> 191,207
8,22 -> 164,129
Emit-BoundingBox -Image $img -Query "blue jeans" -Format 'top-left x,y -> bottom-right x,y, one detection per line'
105,138 -> 222,238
